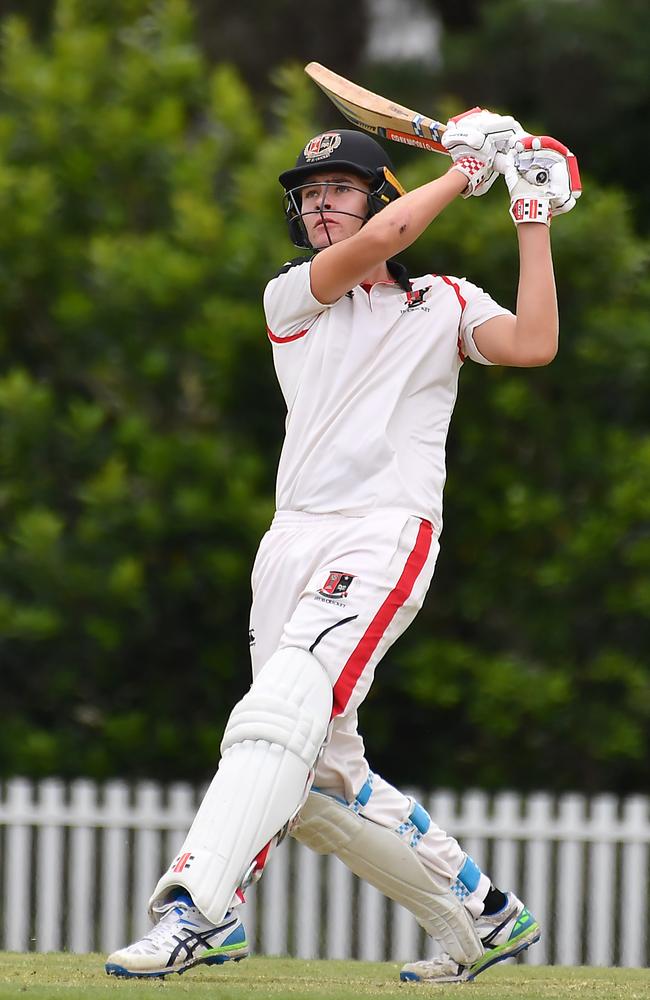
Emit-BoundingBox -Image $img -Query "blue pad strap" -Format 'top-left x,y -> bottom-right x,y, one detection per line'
355,777 -> 373,808
458,855 -> 481,893
312,773 -> 374,814
409,801 -> 431,835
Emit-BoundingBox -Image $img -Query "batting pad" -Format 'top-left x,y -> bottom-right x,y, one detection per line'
293,790 -> 483,965
149,647 -> 332,925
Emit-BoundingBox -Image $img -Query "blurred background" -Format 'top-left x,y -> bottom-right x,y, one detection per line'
1,0 -> 649,799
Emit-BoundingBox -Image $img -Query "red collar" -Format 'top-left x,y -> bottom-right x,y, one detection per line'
360,279 -> 397,293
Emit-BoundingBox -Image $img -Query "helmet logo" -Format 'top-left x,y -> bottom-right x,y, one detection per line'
303,132 -> 342,162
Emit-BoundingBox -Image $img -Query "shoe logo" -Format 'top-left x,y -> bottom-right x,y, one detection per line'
168,922 -> 235,966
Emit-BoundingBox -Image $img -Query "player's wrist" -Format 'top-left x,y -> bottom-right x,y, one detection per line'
509,196 -> 551,226
448,158 -> 492,198
446,164 -> 472,195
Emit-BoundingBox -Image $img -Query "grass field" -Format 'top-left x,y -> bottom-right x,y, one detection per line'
1,954 -> 649,1000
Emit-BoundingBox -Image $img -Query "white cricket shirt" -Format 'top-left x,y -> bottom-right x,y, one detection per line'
263,258 -> 512,528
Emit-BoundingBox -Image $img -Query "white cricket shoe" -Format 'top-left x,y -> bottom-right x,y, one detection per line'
400,891 -> 540,984
105,892 -> 249,978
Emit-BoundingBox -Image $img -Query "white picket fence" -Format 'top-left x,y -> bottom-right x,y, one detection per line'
1,778 -> 649,966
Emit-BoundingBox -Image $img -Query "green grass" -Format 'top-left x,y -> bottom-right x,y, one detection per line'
1,954 -> 649,1000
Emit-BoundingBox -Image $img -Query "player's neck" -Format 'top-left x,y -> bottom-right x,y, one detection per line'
359,261 -> 392,286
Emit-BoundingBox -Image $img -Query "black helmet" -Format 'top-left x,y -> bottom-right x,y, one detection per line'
279,129 -> 405,249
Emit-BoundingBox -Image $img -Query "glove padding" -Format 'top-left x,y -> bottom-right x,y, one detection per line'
505,136 -> 582,225
442,107 -> 527,198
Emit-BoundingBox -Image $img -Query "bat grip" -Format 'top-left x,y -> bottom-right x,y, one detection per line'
494,152 -> 510,174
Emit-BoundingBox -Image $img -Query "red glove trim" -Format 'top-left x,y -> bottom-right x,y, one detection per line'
448,106 -> 483,124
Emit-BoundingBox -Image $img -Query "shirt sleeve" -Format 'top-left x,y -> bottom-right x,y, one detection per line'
263,259 -> 333,342
455,277 -> 514,366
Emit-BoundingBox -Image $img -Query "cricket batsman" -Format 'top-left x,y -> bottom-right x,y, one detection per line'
105,110 -> 580,983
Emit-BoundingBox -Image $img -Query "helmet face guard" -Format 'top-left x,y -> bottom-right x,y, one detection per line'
279,130 -> 406,250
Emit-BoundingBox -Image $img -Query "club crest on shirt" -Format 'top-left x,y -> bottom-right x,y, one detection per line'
401,286 -> 431,313
318,571 -> 355,599
303,132 -> 342,162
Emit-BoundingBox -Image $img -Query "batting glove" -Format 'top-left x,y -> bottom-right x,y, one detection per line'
443,108 -> 528,198
505,136 -> 582,225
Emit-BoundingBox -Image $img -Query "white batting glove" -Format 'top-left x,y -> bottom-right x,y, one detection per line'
442,107 -> 527,198
505,136 -> 582,225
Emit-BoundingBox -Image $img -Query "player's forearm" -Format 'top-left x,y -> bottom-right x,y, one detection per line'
365,168 -> 467,255
311,170 -> 466,304
512,224 -> 558,365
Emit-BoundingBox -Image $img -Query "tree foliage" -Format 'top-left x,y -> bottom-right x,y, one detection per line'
434,0 -> 650,230
382,163 -> 650,792
1,0 -> 649,792
0,0 -> 298,776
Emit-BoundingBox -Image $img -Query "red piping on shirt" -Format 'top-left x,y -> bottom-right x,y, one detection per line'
436,274 -> 468,362
331,519 -> 433,719
439,274 -> 467,310
266,325 -> 310,344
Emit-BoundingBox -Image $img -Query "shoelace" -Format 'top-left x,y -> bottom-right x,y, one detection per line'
138,903 -> 196,949
152,897 -> 186,920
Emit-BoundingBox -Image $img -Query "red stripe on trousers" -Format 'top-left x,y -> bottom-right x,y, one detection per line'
253,841 -> 272,872
331,519 -> 433,719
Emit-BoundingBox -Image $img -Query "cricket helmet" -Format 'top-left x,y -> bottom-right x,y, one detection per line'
279,129 -> 406,249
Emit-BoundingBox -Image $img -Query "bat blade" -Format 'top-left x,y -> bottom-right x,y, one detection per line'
304,61 -> 448,155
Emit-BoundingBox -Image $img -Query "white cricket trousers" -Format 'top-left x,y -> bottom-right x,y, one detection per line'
249,508 -> 467,882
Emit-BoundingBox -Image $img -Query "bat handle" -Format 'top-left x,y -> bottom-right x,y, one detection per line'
494,151 -> 510,174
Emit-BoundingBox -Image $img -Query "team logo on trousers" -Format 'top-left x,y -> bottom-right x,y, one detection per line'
319,571 -> 355,599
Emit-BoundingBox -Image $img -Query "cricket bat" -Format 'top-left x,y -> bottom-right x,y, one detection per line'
304,61 -> 461,156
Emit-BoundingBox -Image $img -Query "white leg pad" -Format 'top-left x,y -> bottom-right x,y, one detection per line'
149,648 -> 332,924
292,790 -> 483,965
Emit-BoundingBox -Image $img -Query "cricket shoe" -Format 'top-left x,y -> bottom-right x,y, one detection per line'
105,892 -> 249,978
400,891 -> 540,984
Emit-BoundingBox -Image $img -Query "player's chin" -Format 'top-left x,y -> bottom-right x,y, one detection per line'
309,225 -> 347,248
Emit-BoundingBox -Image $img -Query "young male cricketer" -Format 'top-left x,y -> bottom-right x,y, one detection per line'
106,110 -> 580,983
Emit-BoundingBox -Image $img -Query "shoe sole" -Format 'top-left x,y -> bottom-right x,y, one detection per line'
467,924 -> 541,981
400,968 -> 471,984
105,947 -> 249,979
399,924 -> 541,984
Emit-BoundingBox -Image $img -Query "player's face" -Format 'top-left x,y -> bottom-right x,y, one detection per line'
299,172 -> 371,248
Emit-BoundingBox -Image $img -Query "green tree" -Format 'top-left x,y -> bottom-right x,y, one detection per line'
0,0 -> 309,777
435,0 -> 650,231
0,0 -> 370,93
2,0 -> 649,794
366,158 -> 650,793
